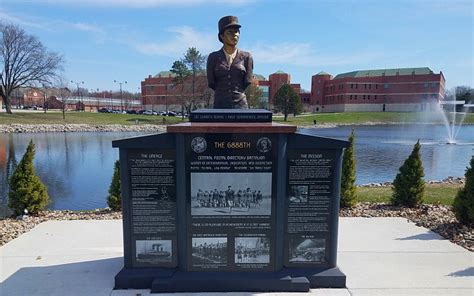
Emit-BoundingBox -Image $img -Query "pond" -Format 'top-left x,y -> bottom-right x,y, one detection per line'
0,124 -> 472,215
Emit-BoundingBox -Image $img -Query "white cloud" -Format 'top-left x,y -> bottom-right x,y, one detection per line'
71,22 -> 104,34
0,10 -> 44,28
134,26 -> 217,56
248,42 -> 388,67
10,0 -> 254,8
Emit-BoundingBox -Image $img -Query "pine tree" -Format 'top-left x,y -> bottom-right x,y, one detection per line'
107,160 -> 122,211
8,140 -> 49,215
453,156 -> 474,225
340,129 -> 357,208
391,140 -> 425,207
273,84 -> 303,121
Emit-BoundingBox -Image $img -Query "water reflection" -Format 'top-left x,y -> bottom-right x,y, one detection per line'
0,132 -> 147,216
302,124 -> 474,184
0,125 -> 472,214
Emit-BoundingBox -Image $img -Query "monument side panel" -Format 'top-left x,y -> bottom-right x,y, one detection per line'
127,149 -> 177,268
284,149 -> 336,268
185,133 -> 278,272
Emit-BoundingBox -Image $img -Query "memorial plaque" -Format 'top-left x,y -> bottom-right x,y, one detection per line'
185,134 -> 277,271
128,150 -> 177,268
284,150 -> 336,267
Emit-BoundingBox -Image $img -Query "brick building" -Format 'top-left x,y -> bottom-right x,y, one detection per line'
141,71 -> 210,112
141,70 -> 303,111
310,67 -> 445,112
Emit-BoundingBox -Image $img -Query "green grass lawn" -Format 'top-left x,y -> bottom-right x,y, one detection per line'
273,112 -> 474,126
1,111 -> 473,126
356,183 -> 462,206
0,111 -> 187,125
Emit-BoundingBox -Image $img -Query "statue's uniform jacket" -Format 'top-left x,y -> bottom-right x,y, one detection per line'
207,48 -> 253,109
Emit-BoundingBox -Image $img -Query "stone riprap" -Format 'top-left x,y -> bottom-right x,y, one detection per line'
0,124 -> 166,133
1,203 -> 472,252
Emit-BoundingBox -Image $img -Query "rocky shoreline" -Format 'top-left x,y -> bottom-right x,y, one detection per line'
1,204 -> 471,252
0,123 -> 166,133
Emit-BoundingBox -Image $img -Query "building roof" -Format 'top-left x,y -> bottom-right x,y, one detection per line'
254,74 -> 266,81
154,71 -> 176,78
334,67 -> 434,79
316,71 -> 331,76
273,70 -> 287,74
154,70 -> 206,78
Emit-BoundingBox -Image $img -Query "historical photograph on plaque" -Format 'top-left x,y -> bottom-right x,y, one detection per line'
288,185 -> 308,204
289,237 -> 326,263
191,172 -> 272,216
136,240 -> 172,263
192,237 -> 228,267
234,237 -> 270,264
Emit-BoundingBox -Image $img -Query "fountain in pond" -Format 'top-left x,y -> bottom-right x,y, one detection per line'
435,100 -> 469,145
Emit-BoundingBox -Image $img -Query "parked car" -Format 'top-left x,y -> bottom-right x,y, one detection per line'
143,110 -> 153,115
159,111 -> 167,116
98,108 -> 108,113
167,111 -> 177,116
126,110 -> 137,114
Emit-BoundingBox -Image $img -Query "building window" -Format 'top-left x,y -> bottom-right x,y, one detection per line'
384,83 -> 389,89
351,84 -> 354,89
369,84 -> 371,89
363,95 -> 366,100
350,95 -> 353,100
317,90 -> 320,95
318,80 -> 321,83
356,84 -> 358,89
364,84 -> 367,89
368,95 -> 370,100
355,95 -> 358,100
376,84 -> 378,89
374,95 -> 377,100
424,83 -> 428,88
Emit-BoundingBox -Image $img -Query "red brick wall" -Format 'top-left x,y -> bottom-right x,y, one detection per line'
316,73 -> 445,106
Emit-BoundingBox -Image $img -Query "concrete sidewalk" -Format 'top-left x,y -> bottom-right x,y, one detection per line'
0,218 -> 472,296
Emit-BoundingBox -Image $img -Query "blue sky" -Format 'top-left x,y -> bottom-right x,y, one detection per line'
1,0 -> 472,93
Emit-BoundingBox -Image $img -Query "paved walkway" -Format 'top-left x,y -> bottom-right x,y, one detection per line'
0,218 -> 472,296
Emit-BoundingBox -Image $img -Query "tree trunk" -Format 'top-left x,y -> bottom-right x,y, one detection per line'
2,94 -> 13,114
284,112 -> 288,121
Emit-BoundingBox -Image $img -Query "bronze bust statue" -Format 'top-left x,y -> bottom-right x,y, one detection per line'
207,16 -> 253,109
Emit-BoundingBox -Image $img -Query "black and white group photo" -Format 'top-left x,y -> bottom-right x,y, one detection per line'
288,185 -> 308,204
191,173 -> 272,216
234,237 -> 270,264
289,238 -> 326,263
192,237 -> 228,265
135,240 -> 172,263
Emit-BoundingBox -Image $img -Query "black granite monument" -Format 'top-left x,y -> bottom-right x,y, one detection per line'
112,109 -> 348,292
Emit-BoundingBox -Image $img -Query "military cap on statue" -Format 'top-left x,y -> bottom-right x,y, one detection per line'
218,16 -> 241,42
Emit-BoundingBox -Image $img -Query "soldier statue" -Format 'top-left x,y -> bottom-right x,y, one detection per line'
207,16 -> 253,109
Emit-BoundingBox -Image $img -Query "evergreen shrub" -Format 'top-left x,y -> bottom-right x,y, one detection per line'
107,160 -> 122,211
391,140 -> 425,207
340,129 -> 357,208
8,140 -> 49,215
453,156 -> 474,225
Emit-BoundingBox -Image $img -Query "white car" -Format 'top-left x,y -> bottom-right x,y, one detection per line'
143,110 -> 153,115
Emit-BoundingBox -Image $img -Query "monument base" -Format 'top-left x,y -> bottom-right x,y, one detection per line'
114,267 -> 346,292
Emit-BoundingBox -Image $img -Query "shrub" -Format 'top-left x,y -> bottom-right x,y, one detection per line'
8,140 -> 49,215
453,156 -> 474,225
340,129 -> 357,208
391,140 -> 425,207
107,160 -> 122,211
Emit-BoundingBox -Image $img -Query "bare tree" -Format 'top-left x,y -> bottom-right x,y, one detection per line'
1,23 -> 64,114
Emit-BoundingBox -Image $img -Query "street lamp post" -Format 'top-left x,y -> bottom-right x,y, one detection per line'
114,80 -> 127,112
70,80 -> 84,111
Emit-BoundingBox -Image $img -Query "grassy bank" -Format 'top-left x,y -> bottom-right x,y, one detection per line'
0,111 -> 185,125
1,111 -> 473,126
274,112 -> 474,126
356,183 -> 462,206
